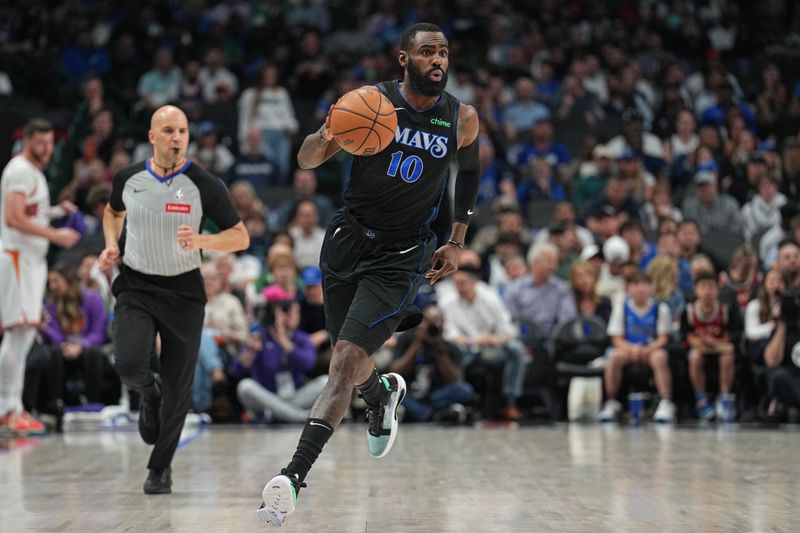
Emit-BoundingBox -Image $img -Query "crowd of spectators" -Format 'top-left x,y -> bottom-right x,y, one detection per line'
4,0 -> 800,427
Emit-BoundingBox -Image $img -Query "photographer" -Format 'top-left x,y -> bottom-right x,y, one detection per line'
390,307 -> 475,423
763,287 -> 800,411
232,297 -> 328,423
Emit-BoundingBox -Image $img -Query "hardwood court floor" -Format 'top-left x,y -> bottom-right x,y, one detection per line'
1,423 -> 799,532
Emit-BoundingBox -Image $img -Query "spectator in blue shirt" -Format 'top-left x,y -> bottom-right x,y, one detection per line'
512,118 -> 570,178
504,77 -> 551,143
516,156 -> 566,207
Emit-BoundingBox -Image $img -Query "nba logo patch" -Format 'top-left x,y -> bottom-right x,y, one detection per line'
175,187 -> 184,200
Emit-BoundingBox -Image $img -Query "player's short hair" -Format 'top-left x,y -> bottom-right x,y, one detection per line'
400,23 -> 445,51
24,117 -> 53,138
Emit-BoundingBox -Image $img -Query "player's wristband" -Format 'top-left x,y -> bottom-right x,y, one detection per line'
447,239 -> 464,249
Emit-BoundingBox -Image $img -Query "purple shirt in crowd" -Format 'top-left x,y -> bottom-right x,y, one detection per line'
230,329 -> 316,393
41,289 -> 107,347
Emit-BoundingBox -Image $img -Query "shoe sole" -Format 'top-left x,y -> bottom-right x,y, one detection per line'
143,486 -> 171,494
258,475 -> 295,527
370,373 -> 406,459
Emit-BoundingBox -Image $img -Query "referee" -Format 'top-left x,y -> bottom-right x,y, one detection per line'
96,105 -> 248,494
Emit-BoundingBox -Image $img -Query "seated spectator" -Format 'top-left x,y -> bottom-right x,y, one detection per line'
616,150 -> 656,204
681,170 -> 743,236
187,121 -> 235,176
646,256 -> 686,333
497,254 -> 528,298
504,77 -> 550,143
546,223 -> 580,280
596,236 -> 630,303
745,268 -> 784,364
233,299 -> 327,423
298,267 -> 330,368
484,233 -> 527,290
136,48 -> 181,113
599,270 -> 674,423
570,261 -> 612,325
230,180 -> 268,221
470,204 -> 532,256
640,182 -> 682,238
774,239 -> 800,288
223,129 -> 281,189
441,263 -> 526,421
26,265 -> 113,412
242,209 -> 270,260
759,205 -> 800,267
677,219 -> 702,297
198,47 -> 238,104
573,143 -> 614,217
193,263 -> 248,414
505,242 -> 577,335
681,271 -> 742,420
763,285 -> 800,416
690,254 -> 716,282
662,109 -> 699,163
719,246 -> 760,311
533,201 -> 595,250
742,174 -> 786,243
288,199 -> 326,269
512,118 -> 570,180
238,63 -> 298,182
277,169 -> 336,228
391,307 -> 475,423
586,177 -> 640,240
621,220 -> 656,268
76,250 -> 117,313
262,253 -> 299,302
516,156 -> 566,207
605,107 -> 665,161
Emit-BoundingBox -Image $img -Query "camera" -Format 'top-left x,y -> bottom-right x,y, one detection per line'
426,323 -> 442,337
259,299 -> 294,328
780,288 -> 800,324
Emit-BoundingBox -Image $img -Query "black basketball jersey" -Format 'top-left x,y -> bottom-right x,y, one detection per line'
343,80 -> 460,231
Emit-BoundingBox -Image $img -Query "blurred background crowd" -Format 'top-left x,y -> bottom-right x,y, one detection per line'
4,0 -> 800,429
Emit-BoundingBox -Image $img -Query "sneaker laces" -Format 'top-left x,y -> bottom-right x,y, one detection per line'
279,469 -> 306,491
366,404 -> 386,437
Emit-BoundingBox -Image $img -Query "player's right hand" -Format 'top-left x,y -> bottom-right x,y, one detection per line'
52,227 -> 81,248
96,245 -> 120,272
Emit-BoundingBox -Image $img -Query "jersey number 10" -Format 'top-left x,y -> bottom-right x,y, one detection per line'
387,151 -> 424,183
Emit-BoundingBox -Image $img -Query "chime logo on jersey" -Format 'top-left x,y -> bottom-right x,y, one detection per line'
393,127 -> 449,159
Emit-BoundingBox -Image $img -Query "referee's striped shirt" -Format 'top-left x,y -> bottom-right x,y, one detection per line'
109,160 -> 240,278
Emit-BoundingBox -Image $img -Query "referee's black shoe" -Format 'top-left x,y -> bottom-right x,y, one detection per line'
138,376 -> 161,445
144,467 -> 172,494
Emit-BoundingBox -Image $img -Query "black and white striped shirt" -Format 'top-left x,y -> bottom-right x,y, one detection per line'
110,160 -> 240,277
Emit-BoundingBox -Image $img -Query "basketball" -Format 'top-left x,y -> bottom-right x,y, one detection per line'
330,87 -> 398,156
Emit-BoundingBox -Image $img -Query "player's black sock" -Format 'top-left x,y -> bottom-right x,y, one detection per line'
285,418 -> 334,483
356,368 -> 389,408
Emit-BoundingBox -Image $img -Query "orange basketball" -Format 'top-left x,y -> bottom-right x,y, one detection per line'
330,87 -> 398,156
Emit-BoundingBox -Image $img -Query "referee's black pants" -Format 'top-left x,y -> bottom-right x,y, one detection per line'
112,289 -> 204,471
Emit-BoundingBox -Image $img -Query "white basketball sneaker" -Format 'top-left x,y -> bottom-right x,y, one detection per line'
258,470 -> 304,528
366,373 -> 406,459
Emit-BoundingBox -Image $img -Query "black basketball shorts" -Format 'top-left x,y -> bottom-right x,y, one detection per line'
320,209 -> 436,355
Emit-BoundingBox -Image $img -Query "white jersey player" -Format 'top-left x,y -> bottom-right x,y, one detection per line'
0,118 -> 80,435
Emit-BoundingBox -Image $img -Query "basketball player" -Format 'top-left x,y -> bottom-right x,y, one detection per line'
258,23 -> 480,527
0,118 -> 81,435
96,105 -> 249,493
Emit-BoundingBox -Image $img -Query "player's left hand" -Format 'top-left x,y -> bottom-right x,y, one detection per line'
425,243 -> 461,285
177,224 -> 202,251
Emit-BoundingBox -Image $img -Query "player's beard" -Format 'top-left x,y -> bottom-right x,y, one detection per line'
407,61 -> 448,97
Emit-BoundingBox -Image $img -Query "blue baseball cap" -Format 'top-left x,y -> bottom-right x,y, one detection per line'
301,266 -> 322,286
618,149 -> 638,161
